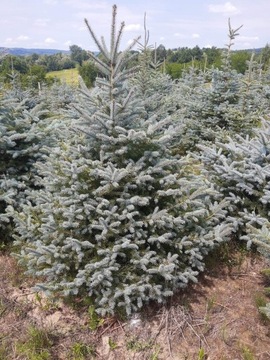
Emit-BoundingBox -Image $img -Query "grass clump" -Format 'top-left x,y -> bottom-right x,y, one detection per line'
126,335 -> 153,352
240,345 -> 255,360
15,325 -> 55,360
0,340 -> 9,360
68,342 -> 96,360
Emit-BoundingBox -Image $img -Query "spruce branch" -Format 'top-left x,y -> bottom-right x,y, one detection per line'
110,4 -> 117,59
228,18 -> 243,40
112,21 -> 125,65
87,51 -> 111,76
225,18 -> 243,51
136,12 -> 150,50
84,18 -> 110,62
101,36 -> 110,59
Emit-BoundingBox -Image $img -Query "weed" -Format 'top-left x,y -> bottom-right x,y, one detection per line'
206,296 -> 216,313
260,268 -> 270,278
69,342 -> 96,360
34,293 -> 59,312
254,292 -> 267,308
14,304 -> 28,319
88,305 -> 104,330
254,292 -> 270,323
0,298 -> 7,317
260,268 -> 270,298
149,346 -> 161,360
221,324 -> 229,345
179,296 -> 192,311
0,242 -> 9,253
205,240 -> 248,271
263,287 -> 270,296
108,337 -> 118,350
62,294 -> 87,310
0,340 -> 9,360
126,335 -> 153,352
203,299 -> 215,334
8,261 -> 27,287
261,268 -> 270,281
35,292 -> 43,305
198,347 -> 207,360
258,302 -> 270,322
240,345 -> 255,360
15,325 -> 55,360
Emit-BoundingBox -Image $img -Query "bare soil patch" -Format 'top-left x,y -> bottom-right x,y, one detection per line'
1,250 -> 270,359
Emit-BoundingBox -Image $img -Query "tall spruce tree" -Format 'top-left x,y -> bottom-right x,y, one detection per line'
14,5 -> 232,316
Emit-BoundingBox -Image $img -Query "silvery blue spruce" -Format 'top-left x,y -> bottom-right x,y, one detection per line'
14,5 -> 232,316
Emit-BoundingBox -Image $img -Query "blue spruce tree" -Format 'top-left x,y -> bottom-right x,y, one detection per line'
14,5 -> 233,316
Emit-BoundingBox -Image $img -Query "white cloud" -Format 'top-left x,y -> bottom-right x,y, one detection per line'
35,18 -> 50,27
237,36 -> 259,42
208,2 -> 240,15
174,33 -> 186,39
45,37 -> 56,44
64,40 -> 72,46
64,0 -> 107,10
127,38 -> 137,46
4,35 -> 30,46
44,0 -> 58,4
192,33 -> 200,39
0,19 -> 9,25
125,23 -> 141,32
17,35 -> 29,41
235,35 -> 259,48
79,25 -> 87,31
4,37 -> 14,44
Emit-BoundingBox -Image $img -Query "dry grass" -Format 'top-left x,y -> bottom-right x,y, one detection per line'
1,249 -> 270,359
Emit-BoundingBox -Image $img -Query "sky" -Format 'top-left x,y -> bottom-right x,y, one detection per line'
1,0 -> 269,52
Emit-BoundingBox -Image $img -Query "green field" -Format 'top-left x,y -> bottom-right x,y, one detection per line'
46,68 -> 79,86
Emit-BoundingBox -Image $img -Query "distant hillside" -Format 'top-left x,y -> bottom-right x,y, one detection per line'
0,47 -> 70,56
0,46 -> 264,58
234,48 -> 263,54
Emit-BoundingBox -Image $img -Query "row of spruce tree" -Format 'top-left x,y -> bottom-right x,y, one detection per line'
1,6 -> 270,316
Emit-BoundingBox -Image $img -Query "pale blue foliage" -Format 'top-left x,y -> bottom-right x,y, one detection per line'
13,6 -> 233,316
199,118 -> 270,257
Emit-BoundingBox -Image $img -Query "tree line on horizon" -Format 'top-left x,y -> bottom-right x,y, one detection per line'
1,41 -> 270,88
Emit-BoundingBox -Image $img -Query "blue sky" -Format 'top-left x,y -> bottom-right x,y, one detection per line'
1,0 -> 269,51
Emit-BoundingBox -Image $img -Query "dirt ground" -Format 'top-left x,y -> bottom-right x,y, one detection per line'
1,249 -> 270,359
